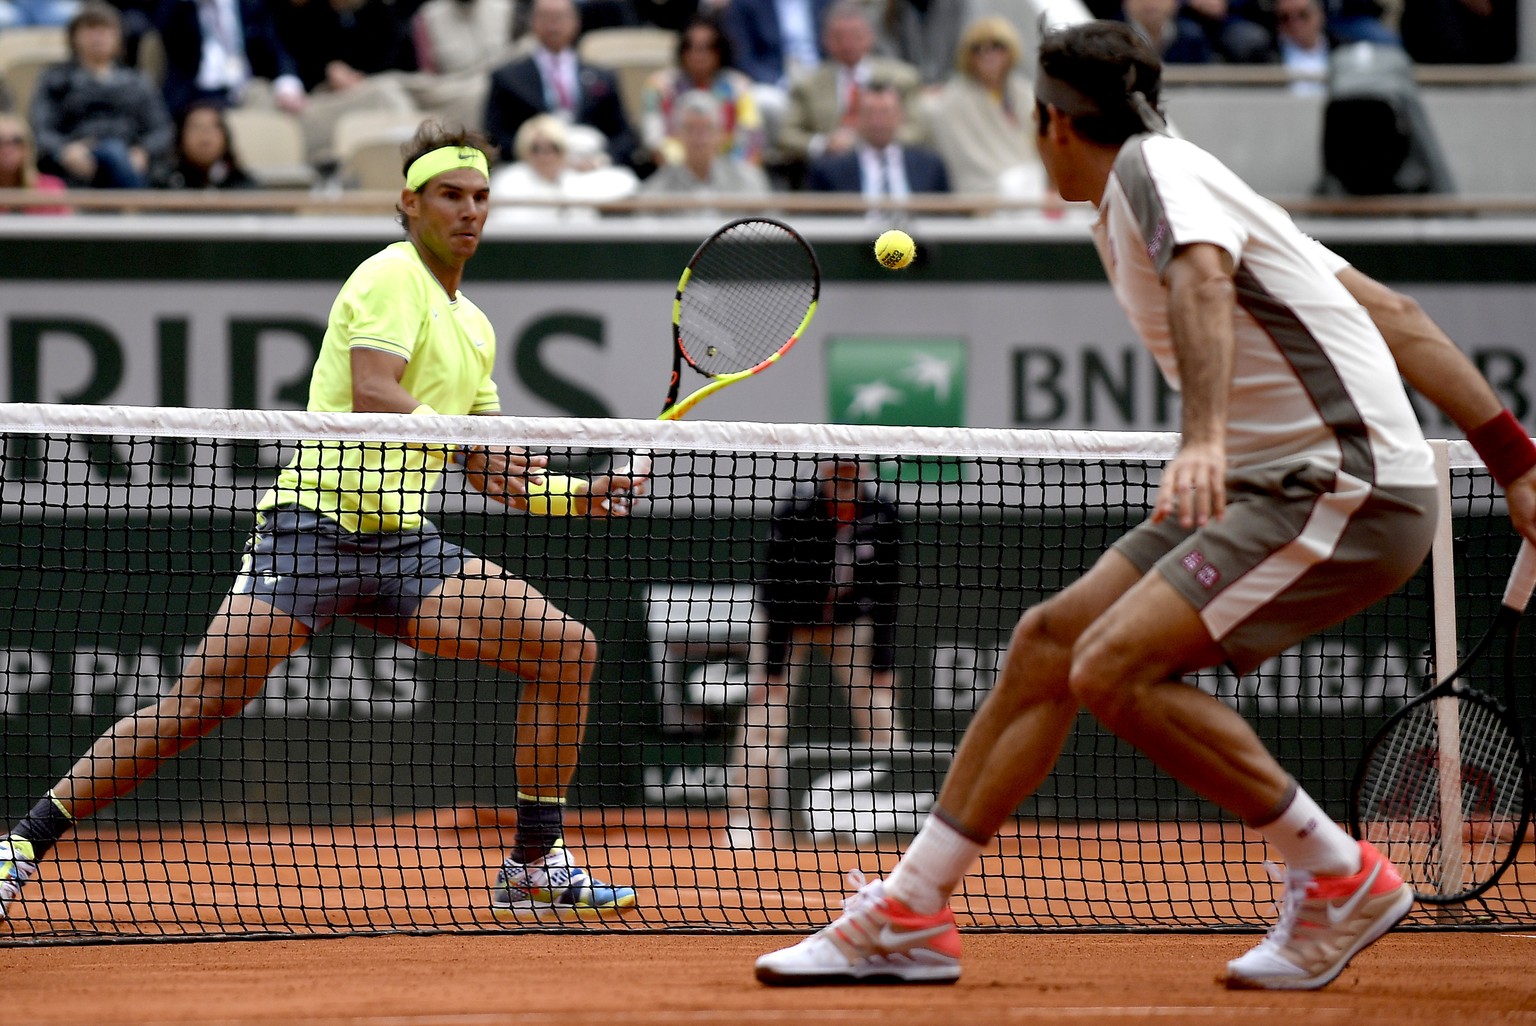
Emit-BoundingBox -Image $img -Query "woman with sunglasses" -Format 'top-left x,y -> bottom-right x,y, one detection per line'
928,16 -> 1045,198
0,113 -> 69,214
488,113 -> 637,225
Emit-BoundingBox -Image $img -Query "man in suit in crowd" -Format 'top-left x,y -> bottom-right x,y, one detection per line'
483,0 -> 637,169
804,79 -> 947,204
154,0 -> 306,117
720,0 -> 834,89
775,2 -> 925,169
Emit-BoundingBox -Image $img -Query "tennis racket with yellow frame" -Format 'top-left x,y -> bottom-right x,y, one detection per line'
659,217 -> 821,420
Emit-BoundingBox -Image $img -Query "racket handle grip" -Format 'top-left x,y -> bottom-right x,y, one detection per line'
1504,539 -> 1536,611
615,452 -> 653,480
602,450 -> 652,515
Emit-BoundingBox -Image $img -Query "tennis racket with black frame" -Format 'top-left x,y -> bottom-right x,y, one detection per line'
659,216 -> 820,421
1350,540 -> 1536,904
606,218 -> 821,501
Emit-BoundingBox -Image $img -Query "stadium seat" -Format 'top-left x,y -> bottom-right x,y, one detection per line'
330,108 -> 422,172
576,26 -> 676,130
224,107 -> 319,189
1421,89 -> 1536,195
0,25 -> 66,68
341,138 -> 407,190
0,27 -> 68,116
1163,89 -> 1328,197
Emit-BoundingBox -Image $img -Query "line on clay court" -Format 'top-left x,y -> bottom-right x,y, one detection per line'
169,1006 -> 1382,1026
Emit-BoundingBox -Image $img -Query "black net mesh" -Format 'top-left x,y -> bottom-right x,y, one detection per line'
0,410 -> 1530,944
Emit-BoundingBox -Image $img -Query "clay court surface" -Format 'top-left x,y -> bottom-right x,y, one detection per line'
7,931 -> 1536,1026
5,815 -> 1534,1024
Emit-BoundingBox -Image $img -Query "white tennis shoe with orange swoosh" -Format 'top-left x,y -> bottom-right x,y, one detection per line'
755,870 -> 962,985
1225,840 -> 1415,990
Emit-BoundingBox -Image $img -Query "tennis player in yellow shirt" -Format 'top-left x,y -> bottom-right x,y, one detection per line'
0,121 -> 648,923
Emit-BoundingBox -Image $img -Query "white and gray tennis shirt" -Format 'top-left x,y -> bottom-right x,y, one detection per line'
1092,132 -> 1435,491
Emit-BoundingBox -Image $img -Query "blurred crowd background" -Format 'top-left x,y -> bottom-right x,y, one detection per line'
0,0 -> 1526,212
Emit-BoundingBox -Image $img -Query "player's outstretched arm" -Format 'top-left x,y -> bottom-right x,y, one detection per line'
1337,267 -> 1504,430
1338,267 -> 1536,545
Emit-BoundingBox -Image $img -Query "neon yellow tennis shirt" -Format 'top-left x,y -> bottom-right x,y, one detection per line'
260,240 -> 501,534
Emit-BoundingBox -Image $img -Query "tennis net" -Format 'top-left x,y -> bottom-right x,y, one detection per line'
0,403 -> 1530,943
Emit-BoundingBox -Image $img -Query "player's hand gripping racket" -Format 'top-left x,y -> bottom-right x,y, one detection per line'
660,216 -> 820,420
1350,540 -> 1536,903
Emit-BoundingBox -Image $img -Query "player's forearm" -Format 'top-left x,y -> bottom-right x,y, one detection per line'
1337,267 -> 1502,432
1168,273 -> 1236,450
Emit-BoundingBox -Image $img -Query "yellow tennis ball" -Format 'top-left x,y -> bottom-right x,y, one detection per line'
874,229 -> 915,270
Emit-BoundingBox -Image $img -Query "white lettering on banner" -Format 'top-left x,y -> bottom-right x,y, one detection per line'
70,647 -> 186,717
0,641 -> 428,720
932,636 -> 1423,716
2,282 -> 1533,427
930,643 -> 1007,712
1,648 -> 52,718
248,642 -> 428,719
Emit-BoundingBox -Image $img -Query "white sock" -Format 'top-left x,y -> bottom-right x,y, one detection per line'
883,815 -> 984,915
1255,787 -> 1361,877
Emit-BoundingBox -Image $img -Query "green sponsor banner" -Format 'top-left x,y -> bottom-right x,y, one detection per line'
826,336 -> 967,482
826,336 -> 967,426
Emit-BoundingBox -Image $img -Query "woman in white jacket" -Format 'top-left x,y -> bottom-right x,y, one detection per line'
929,15 -> 1045,198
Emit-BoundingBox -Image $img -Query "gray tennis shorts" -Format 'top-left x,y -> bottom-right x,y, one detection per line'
232,504 -> 469,633
1113,461 -> 1437,675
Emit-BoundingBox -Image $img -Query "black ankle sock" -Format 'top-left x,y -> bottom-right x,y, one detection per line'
513,795 -> 564,863
11,795 -> 73,858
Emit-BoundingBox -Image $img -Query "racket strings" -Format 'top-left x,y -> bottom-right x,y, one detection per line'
678,221 -> 817,376
1358,696 -> 1526,896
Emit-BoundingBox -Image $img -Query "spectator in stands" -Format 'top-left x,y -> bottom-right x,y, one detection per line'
1323,0 -> 1399,45
103,0 -> 155,66
878,0 -> 969,86
639,89 -> 770,211
1400,0 -> 1514,62
804,78 -> 947,201
0,0 -> 79,29
29,2 -> 173,188
1272,0 -> 1331,93
726,454 -> 906,850
0,112 -> 69,212
156,99 -> 255,188
409,0 -> 519,129
929,15 -> 1043,197
272,0 -> 424,164
1119,0 -> 1213,62
1182,0 -> 1273,62
483,0 -> 638,170
722,0 -> 832,92
640,12 -> 765,168
488,112 -> 638,224
776,2 -> 925,169
153,0 -> 307,119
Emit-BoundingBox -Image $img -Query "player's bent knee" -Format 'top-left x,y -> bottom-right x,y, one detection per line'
1065,633 -> 1139,725
1007,602 -> 1078,671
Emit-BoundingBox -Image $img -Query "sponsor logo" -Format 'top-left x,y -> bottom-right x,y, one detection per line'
1182,550 -> 1220,589
1325,862 -> 1381,926
1147,218 -> 1170,261
875,922 -> 952,953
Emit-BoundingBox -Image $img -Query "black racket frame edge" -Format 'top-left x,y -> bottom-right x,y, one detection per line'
1348,605 -> 1535,903
661,217 -> 822,416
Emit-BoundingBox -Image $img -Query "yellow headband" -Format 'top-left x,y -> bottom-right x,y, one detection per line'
405,145 -> 490,191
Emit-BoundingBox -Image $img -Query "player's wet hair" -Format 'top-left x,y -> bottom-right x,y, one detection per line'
395,121 -> 495,229
1034,21 -> 1164,147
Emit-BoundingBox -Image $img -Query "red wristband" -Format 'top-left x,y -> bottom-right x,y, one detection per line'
1467,409 -> 1536,488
